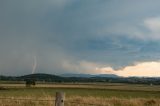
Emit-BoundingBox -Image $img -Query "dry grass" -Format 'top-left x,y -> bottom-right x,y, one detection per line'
67,96 -> 160,106
0,96 -> 160,106
1,83 -> 160,105
2,83 -> 160,92
0,96 -> 54,106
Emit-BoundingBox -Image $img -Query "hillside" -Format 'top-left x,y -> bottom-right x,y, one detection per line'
17,73 -> 65,82
1,73 -> 160,85
60,73 -> 119,78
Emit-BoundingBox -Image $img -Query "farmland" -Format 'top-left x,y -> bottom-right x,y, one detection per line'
1,82 -> 160,106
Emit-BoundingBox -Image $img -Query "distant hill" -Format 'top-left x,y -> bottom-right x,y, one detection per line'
60,73 -> 119,78
1,73 -> 160,85
94,74 -> 119,78
17,73 -> 64,82
60,73 -> 93,78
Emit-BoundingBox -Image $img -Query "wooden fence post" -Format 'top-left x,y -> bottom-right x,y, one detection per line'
55,92 -> 65,106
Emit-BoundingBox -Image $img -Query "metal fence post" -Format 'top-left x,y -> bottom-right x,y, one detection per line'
55,92 -> 65,106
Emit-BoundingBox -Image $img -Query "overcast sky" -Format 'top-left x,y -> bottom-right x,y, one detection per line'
1,0 -> 160,77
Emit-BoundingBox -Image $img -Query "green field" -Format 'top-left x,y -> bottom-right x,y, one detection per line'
1,83 -> 160,98
1,83 -> 160,106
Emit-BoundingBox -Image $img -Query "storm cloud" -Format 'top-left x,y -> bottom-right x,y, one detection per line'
1,0 -> 160,76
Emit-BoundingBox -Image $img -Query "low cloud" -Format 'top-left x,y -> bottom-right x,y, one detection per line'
62,60 -> 160,77
96,61 -> 160,77
61,60 -> 109,74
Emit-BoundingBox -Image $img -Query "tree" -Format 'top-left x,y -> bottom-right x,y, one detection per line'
25,79 -> 36,87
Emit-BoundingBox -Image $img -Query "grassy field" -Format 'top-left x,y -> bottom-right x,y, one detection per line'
1,83 -> 160,106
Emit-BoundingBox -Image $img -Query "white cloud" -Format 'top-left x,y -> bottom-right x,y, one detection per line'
99,16 -> 160,40
143,17 -> 160,39
144,17 -> 160,32
62,60 -> 160,77
96,61 -> 160,77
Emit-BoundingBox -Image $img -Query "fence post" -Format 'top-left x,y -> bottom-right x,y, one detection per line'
55,92 -> 65,106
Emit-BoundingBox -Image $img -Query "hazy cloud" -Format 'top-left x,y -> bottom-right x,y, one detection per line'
61,60 -> 108,74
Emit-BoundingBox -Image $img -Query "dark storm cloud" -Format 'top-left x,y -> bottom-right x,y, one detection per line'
1,0 -> 160,76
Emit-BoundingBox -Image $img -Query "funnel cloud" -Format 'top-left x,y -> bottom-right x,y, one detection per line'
32,56 -> 37,74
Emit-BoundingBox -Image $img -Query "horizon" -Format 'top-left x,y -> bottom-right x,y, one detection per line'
1,72 -> 160,78
1,0 -> 160,77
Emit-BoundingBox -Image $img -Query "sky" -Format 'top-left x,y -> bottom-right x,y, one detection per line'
1,0 -> 160,77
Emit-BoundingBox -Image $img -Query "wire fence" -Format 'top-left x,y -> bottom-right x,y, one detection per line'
0,97 -> 105,106
65,101 -> 104,106
0,97 -> 53,101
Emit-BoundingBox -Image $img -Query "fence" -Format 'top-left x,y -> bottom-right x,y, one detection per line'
0,92 -> 104,106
